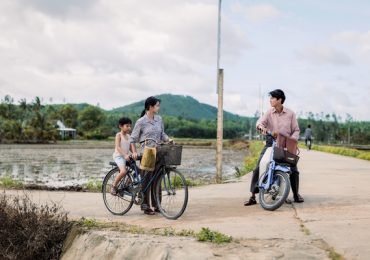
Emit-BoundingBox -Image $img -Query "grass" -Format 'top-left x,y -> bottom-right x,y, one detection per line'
328,248 -> 345,260
77,217 -> 99,228
0,175 -> 23,189
84,179 -> 103,192
300,224 -> 311,236
174,138 -> 250,149
196,227 -> 232,244
301,143 -> 370,161
170,175 -> 200,188
176,229 -> 196,237
75,218 -> 231,244
186,178 -> 204,187
242,141 -> 264,175
162,175 -> 203,189
174,138 -> 214,147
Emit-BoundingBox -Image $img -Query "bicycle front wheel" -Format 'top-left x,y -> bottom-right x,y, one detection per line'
102,167 -> 134,215
155,168 -> 188,220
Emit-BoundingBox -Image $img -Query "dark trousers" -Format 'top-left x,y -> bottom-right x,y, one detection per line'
250,138 -> 300,198
141,155 -> 164,210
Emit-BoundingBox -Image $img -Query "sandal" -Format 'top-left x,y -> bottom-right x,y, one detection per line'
294,194 -> 304,203
244,196 -> 257,206
110,186 -> 118,196
144,208 -> 155,215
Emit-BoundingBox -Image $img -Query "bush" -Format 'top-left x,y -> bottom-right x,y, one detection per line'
0,193 -> 71,260
197,227 -> 232,244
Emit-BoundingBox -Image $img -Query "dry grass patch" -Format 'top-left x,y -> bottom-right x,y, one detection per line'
0,192 -> 71,260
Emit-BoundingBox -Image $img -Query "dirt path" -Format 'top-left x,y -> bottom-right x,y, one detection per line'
5,150 -> 370,259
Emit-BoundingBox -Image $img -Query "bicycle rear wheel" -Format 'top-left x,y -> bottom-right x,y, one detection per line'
102,167 -> 134,215
259,171 -> 290,211
155,168 -> 188,220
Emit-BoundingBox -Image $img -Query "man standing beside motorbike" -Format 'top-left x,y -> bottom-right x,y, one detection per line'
244,89 -> 304,206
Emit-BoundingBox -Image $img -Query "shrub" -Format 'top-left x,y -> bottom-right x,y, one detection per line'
0,193 -> 71,260
196,227 -> 232,244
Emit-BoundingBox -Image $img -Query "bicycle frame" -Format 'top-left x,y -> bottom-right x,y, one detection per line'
126,158 -> 165,195
133,138 -> 175,194
258,137 -> 290,191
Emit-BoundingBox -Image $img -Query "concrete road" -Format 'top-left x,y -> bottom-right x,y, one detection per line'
5,149 -> 370,259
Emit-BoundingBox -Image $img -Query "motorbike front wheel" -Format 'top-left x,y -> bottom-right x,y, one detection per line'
259,171 -> 290,211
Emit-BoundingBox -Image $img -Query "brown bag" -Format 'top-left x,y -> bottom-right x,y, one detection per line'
139,144 -> 157,171
276,134 -> 298,154
273,147 -> 299,166
274,134 -> 300,166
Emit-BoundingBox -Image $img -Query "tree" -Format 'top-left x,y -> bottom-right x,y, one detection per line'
59,105 -> 78,128
78,106 -> 106,131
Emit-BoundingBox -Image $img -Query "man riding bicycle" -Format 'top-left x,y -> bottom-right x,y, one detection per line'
304,124 -> 313,150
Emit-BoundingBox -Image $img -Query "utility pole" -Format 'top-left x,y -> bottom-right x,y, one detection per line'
347,124 -> 351,144
216,69 -> 224,183
215,0 -> 223,183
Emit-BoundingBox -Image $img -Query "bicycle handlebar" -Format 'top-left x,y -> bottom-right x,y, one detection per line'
129,154 -> 142,161
139,138 -> 174,145
139,138 -> 157,144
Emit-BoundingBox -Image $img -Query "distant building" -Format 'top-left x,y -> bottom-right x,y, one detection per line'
56,120 -> 76,139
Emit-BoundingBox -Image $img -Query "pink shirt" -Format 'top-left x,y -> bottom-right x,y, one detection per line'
257,107 -> 300,140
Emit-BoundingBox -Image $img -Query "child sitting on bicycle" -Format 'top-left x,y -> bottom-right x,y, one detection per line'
111,117 -> 137,195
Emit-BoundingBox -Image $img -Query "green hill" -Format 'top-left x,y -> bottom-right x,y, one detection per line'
47,103 -> 92,111
111,94 -> 245,121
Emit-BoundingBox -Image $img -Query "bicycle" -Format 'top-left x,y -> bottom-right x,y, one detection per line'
305,138 -> 312,150
102,139 -> 188,220
257,132 -> 292,211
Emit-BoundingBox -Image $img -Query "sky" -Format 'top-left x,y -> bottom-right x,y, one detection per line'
0,0 -> 369,120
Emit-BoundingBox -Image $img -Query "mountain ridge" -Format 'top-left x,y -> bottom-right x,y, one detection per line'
111,94 -> 245,121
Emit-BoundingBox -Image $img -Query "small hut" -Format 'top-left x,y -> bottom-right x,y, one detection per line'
56,120 -> 76,139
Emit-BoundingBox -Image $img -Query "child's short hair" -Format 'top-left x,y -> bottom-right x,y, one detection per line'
118,117 -> 132,126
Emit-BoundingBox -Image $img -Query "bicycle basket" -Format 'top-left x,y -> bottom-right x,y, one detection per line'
156,144 -> 182,165
273,147 -> 299,166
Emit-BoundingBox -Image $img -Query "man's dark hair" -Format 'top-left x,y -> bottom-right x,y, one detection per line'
308,124 -> 311,128
118,117 -> 132,126
140,96 -> 161,117
269,89 -> 286,104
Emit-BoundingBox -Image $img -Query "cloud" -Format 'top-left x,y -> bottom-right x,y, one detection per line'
0,0 -> 249,109
18,0 -> 98,17
333,31 -> 370,45
332,30 -> 370,61
297,46 -> 352,66
231,3 -> 281,23
0,0 -> 368,120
